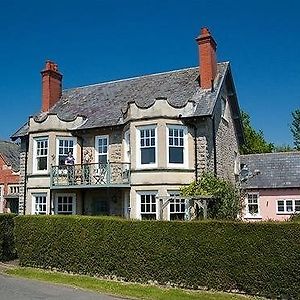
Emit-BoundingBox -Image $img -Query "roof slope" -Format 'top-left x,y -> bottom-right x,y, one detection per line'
12,62 -> 243,140
0,141 -> 20,172
241,152 -> 300,189
49,62 -> 229,130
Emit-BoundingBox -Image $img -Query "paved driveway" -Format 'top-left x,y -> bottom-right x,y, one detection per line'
0,273 -> 124,300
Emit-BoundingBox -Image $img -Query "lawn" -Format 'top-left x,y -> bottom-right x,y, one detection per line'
4,267 -> 261,300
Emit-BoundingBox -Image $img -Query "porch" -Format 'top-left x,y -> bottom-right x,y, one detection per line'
50,162 -> 130,189
51,188 -> 130,217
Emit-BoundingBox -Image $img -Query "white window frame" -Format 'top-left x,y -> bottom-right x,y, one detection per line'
166,125 -> 188,168
56,137 -> 77,165
95,135 -> 109,164
33,137 -> 49,174
167,190 -> 185,221
245,192 -> 261,218
54,193 -> 76,215
136,125 -> 157,169
137,191 -> 158,220
276,199 -> 300,214
32,193 -> 48,215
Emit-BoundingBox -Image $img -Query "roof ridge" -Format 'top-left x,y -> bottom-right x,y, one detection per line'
62,66 -> 201,91
241,151 -> 299,157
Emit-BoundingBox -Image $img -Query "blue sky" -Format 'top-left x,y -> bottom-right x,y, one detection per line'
0,0 -> 299,146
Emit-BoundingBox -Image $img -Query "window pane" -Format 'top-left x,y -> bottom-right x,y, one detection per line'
277,201 -> 284,212
141,148 -> 155,164
37,157 -> 47,170
169,147 -> 183,164
286,200 -> 293,212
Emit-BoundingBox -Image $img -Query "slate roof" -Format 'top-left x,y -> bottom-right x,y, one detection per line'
0,141 -> 20,172
241,152 -> 300,189
12,61 -> 242,140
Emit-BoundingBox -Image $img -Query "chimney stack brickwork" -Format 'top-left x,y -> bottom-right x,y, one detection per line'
41,61 -> 63,112
196,27 -> 217,89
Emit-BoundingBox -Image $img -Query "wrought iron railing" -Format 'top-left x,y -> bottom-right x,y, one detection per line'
51,162 -> 130,187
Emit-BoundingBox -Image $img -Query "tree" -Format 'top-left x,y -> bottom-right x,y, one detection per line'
240,111 -> 274,154
273,144 -> 294,152
291,109 -> 300,150
181,173 -> 241,220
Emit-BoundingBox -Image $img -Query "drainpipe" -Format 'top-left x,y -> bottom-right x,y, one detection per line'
211,116 -> 217,176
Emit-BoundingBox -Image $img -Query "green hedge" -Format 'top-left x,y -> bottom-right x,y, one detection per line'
0,214 -> 16,261
14,216 -> 300,299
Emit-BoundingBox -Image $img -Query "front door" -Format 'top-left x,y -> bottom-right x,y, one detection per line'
92,199 -> 109,216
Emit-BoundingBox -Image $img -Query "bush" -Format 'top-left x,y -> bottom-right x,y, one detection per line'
0,214 -> 17,261
181,173 -> 241,220
15,215 -> 300,299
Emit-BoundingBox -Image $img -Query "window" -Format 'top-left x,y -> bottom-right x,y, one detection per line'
277,199 -> 300,214
33,194 -> 47,215
95,136 -> 109,164
168,191 -> 185,220
246,193 -> 259,216
55,194 -> 76,215
138,126 -> 156,167
34,138 -> 48,172
167,125 -> 187,166
221,96 -> 229,121
9,185 -> 19,194
139,192 -> 157,220
57,137 -> 76,165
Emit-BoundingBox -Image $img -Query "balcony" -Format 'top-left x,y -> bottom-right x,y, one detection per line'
50,162 -> 130,189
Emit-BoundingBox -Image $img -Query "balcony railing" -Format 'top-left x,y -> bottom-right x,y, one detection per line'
51,162 -> 130,187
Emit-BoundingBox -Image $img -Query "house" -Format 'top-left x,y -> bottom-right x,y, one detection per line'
12,27 -> 243,220
0,140 -> 20,213
241,152 -> 300,221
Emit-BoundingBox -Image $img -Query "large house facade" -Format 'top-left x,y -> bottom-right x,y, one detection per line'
0,141 -> 20,214
12,27 -> 243,220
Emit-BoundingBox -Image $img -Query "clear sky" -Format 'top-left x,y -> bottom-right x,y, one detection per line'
0,0 -> 299,146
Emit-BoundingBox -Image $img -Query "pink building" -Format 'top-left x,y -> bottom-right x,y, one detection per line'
241,152 -> 300,221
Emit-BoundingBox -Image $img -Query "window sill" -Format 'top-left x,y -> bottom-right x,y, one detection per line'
244,214 -> 262,219
276,212 -> 297,215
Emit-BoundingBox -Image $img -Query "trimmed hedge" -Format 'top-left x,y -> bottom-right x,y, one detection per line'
14,216 -> 300,299
0,214 -> 16,261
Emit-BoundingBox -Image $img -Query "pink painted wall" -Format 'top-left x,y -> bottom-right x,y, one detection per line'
243,188 -> 300,221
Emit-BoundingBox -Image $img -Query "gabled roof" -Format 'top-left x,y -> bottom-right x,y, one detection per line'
0,140 -> 20,172
241,152 -> 300,189
12,62 -> 243,142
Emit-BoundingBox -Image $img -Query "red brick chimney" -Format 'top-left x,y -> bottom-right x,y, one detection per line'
196,27 -> 217,89
41,61 -> 63,112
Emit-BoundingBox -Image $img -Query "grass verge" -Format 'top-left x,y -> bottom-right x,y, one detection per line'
3,267 -> 261,300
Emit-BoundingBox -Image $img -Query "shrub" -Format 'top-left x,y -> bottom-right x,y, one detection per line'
181,173 -> 241,220
0,214 -> 17,261
15,215 -> 300,299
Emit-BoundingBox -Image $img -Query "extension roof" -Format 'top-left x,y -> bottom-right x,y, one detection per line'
241,152 -> 300,189
12,62 -> 243,143
0,140 -> 20,172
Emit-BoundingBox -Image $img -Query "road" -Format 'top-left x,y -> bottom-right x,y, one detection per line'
0,273 -> 124,300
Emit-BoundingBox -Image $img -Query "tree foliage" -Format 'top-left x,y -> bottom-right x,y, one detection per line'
291,109 -> 300,150
240,111 -> 274,154
181,173 -> 241,220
